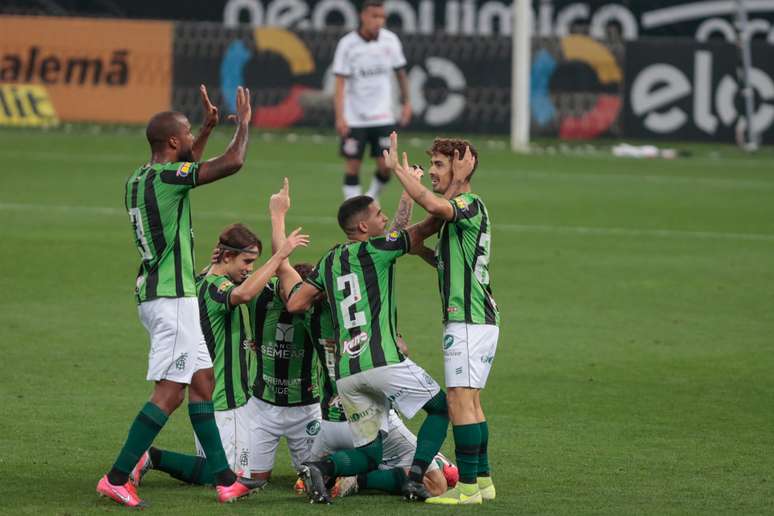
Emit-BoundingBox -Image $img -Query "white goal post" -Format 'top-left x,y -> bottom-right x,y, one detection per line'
511,0 -> 531,152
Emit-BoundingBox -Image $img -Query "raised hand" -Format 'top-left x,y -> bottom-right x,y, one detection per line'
452,145 -> 475,183
278,227 -> 310,259
235,86 -> 252,125
269,177 -> 291,216
382,131 -> 399,169
200,84 -> 219,130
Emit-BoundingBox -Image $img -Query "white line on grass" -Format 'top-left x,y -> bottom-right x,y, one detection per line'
2,201 -> 773,242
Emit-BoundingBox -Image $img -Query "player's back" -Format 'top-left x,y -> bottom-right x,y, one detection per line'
125,161 -> 199,302
307,230 -> 411,379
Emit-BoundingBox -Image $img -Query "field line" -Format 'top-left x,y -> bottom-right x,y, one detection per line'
2,201 -> 773,242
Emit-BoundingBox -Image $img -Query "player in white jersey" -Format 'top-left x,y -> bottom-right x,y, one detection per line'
332,0 -> 411,200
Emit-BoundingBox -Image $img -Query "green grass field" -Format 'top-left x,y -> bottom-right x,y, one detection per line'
1,126 -> 773,515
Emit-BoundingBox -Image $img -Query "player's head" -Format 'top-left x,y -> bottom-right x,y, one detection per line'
359,0 -> 386,39
293,262 -> 326,303
426,138 -> 479,194
215,223 -> 262,283
146,111 -> 195,162
338,195 -> 388,239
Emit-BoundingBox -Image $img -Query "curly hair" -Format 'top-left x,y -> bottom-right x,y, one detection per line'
426,138 -> 479,178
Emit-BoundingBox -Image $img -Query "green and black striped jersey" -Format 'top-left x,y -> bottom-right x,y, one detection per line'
197,274 -> 253,411
306,301 -> 347,423
125,161 -> 199,303
305,231 -> 409,379
436,193 -> 499,326
249,278 -> 319,407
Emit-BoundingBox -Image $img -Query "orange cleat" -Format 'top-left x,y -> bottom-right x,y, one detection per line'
129,451 -> 152,487
294,478 -> 305,495
97,475 -> 147,508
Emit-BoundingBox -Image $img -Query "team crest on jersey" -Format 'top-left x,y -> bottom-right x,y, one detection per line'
443,335 -> 454,350
218,280 -> 233,292
176,162 -> 192,177
175,353 -> 189,370
386,230 -> 400,242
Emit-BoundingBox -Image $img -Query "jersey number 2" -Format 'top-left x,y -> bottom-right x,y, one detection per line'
337,273 -> 366,329
129,208 -> 153,260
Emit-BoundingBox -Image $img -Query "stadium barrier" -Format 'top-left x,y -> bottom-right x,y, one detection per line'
2,15 -> 773,142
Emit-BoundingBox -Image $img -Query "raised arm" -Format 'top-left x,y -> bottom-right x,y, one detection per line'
196,86 -> 252,186
229,227 -> 309,306
191,84 -> 219,161
267,177 -> 304,303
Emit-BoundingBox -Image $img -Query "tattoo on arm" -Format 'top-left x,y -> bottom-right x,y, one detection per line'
390,194 -> 414,232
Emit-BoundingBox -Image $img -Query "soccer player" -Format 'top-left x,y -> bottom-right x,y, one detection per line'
129,219 -> 308,486
97,85 -> 264,507
286,195 -> 449,504
333,0 -> 412,200
385,133 -> 499,505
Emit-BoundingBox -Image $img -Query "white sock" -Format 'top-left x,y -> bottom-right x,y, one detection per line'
366,175 -> 389,200
343,184 -> 362,199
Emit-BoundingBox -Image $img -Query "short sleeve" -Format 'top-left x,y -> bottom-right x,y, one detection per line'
158,161 -> 199,189
367,229 -> 410,262
207,276 -> 235,312
449,194 -> 480,224
391,35 -> 407,69
332,37 -> 351,77
305,256 -> 327,291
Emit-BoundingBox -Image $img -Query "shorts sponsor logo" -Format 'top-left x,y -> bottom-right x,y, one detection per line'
342,332 -> 369,358
481,355 -> 494,364
378,136 -> 391,149
388,388 -> 406,403
386,230 -> 400,242
443,335 -> 454,350
306,420 -> 321,436
343,137 -> 359,156
423,372 -> 435,386
445,351 -> 462,358
176,161 -> 192,177
175,352 -> 189,371
455,366 -> 463,375
348,406 -> 376,422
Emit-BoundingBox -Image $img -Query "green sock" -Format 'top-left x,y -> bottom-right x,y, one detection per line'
358,467 -> 406,494
330,434 -> 382,476
477,420 -> 490,477
153,448 -> 214,485
453,423 -> 481,485
109,402 -> 168,484
410,391 -> 449,482
188,402 -> 234,486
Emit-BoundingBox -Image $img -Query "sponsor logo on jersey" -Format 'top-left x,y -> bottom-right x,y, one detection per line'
342,332 -> 369,358
176,162 -> 192,177
454,197 -> 468,210
386,230 -> 400,242
447,306 -> 458,313
306,420 -> 321,436
443,335 -> 454,350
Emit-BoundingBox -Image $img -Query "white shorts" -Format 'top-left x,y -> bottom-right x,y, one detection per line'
194,403 -> 252,473
309,411 -> 439,473
245,397 -> 322,473
336,359 -> 440,447
443,322 -> 499,388
138,297 -> 212,384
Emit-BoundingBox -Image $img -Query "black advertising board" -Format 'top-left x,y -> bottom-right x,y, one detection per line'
624,39 -> 774,143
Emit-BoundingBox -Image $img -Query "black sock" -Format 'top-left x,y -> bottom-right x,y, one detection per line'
344,175 -> 359,186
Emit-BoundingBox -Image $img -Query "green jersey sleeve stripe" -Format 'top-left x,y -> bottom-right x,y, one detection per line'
357,242 -> 385,367
455,223 -> 474,322
238,310 -> 250,398
338,246 -> 361,376
142,170 -> 165,298
198,282 -> 218,361
173,199 -> 185,297
223,311 -> 236,409
439,223 -> 452,318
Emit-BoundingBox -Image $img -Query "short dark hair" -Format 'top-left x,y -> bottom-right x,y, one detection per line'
145,111 -> 187,152
337,195 -> 374,232
216,223 -> 262,261
361,0 -> 384,12
426,138 -> 480,178
293,263 -> 315,280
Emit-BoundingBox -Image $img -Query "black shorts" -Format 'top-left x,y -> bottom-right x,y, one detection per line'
340,125 -> 394,160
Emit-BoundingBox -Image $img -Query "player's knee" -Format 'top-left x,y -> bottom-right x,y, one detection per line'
423,390 -> 449,416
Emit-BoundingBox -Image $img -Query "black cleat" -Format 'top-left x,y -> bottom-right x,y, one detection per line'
403,478 -> 432,502
298,463 -> 332,504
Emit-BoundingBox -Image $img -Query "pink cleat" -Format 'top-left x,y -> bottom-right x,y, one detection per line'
97,475 -> 147,508
216,476 -> 266,503
129,451 -> 152,487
